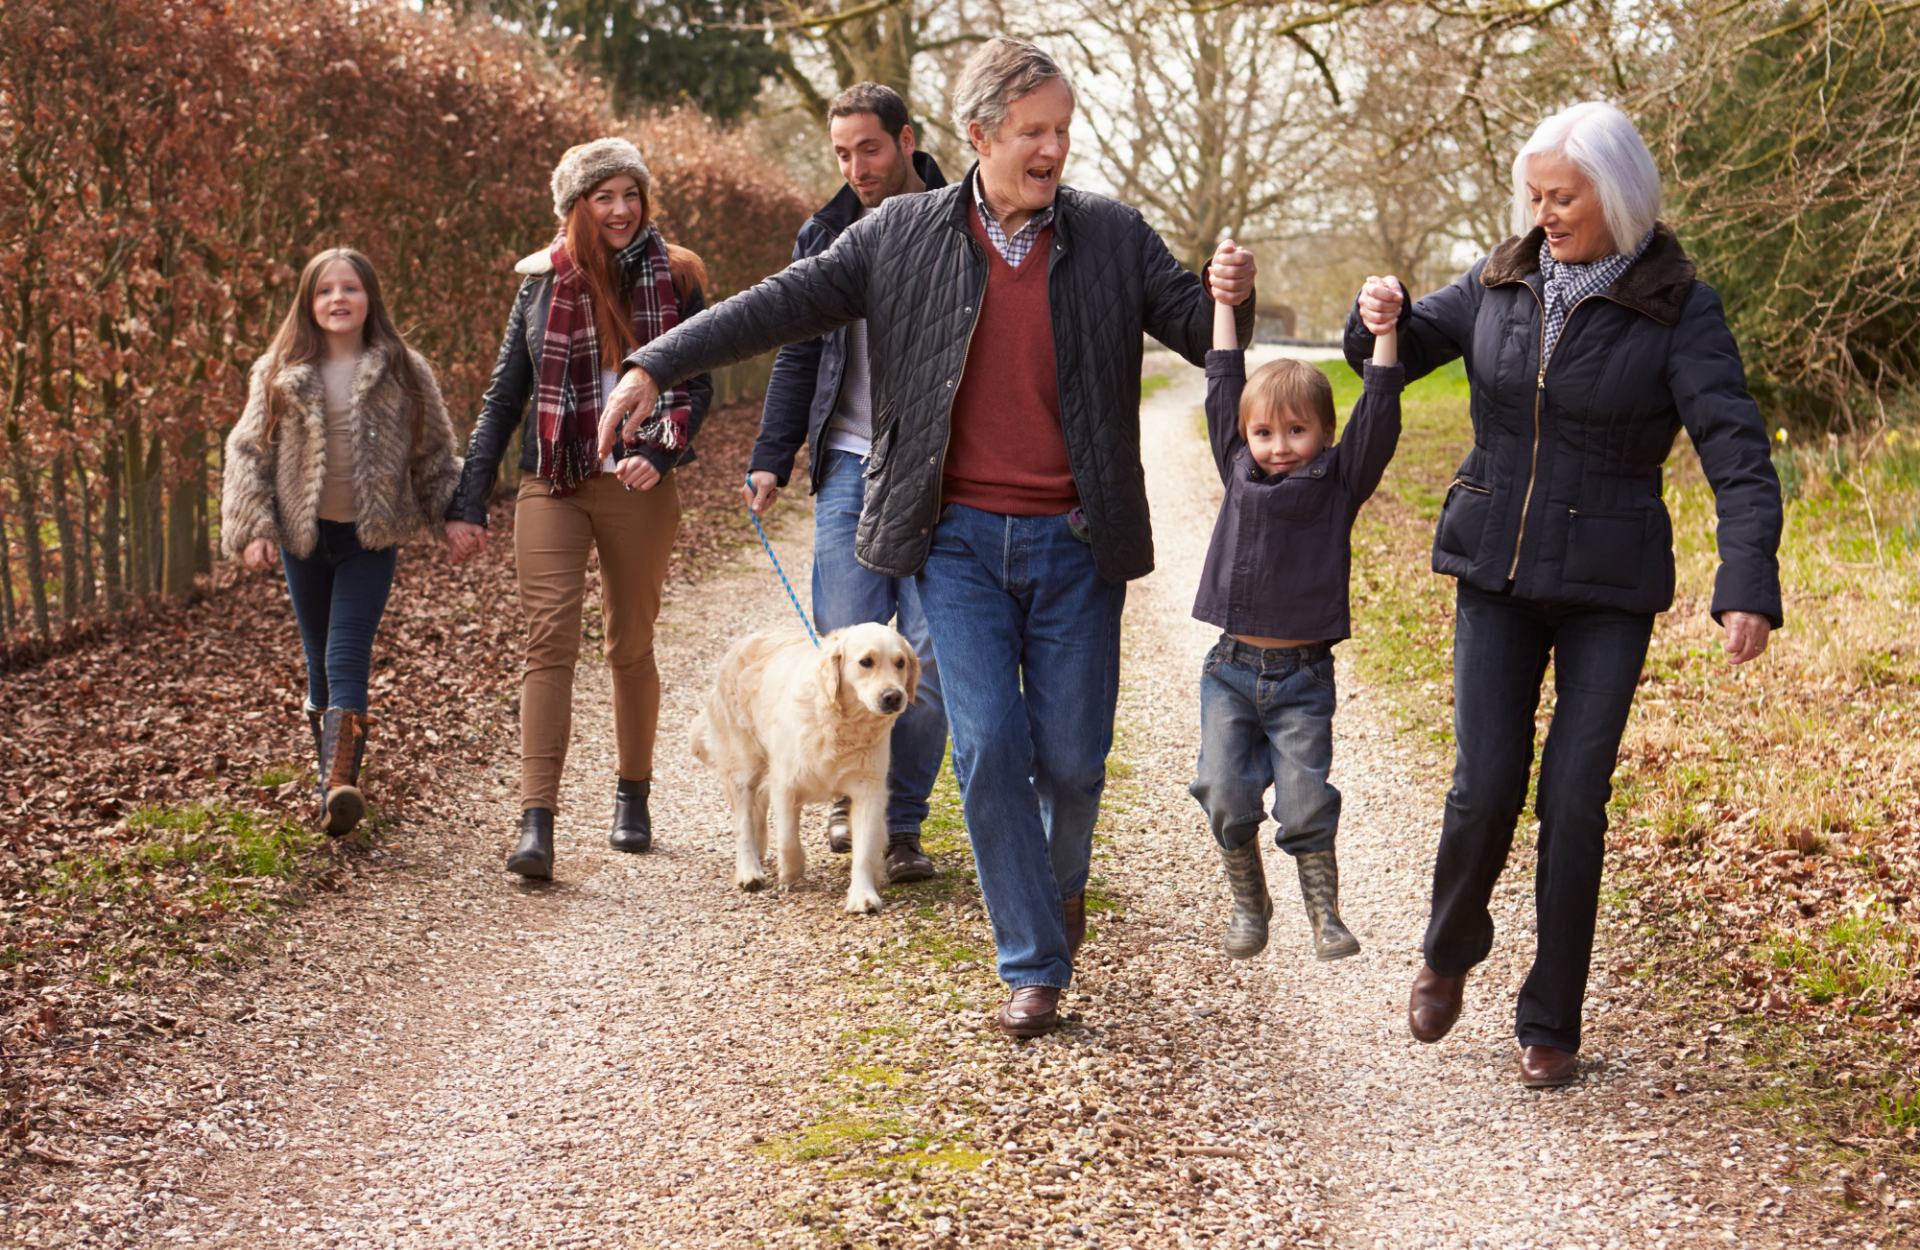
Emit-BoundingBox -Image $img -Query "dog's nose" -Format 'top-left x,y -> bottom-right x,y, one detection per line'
879,688 -> 904,713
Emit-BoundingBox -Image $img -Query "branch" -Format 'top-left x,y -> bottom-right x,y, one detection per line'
1286,30 -> 1342,105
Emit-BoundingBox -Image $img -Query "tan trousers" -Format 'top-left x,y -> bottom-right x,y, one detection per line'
514,473 -> 680,811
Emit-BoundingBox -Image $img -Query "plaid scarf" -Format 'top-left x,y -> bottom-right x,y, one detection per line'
1538,227 -> 1655,365
535,223 -> 692,494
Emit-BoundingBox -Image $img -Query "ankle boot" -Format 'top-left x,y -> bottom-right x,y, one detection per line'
507,808 -> 555,879
1216,838 -> 1273,959
304,702 -> 325,803
319,708 -> 371,837
609,778 -> 652,853
1297,849 -> 1360,960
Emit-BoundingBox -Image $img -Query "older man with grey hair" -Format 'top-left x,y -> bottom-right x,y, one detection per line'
600,37 -> 1257,1036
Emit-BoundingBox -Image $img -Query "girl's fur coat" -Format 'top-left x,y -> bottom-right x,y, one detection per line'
221,344 -> 462,560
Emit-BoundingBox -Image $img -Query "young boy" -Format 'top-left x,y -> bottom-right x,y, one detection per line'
1189,248 -> 1405,960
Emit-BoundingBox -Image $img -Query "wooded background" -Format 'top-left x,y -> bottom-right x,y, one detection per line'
1,0 -> 1916,652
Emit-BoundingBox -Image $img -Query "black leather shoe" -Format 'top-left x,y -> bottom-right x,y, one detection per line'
507,808 -> 554,879
884,836 -> 935,883
609,778 -> 652,853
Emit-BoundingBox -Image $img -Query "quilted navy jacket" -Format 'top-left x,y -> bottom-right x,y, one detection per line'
630,167 -> 1254,582
1343,224 -> 1783,625
751,151 -> 946,494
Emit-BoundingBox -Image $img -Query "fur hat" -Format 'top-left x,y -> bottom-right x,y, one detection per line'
551,138 -> 652,220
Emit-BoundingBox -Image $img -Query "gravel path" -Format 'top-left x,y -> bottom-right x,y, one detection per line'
7,363 -> 1858,1249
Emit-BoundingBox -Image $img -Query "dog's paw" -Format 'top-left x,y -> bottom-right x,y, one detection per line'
843,887 -> 883,915
735,865 -> 770,893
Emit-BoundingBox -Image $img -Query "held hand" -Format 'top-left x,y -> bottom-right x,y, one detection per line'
614,454 -> 663,491
597,367 -> 662,459
1722,610 -> 1771,665
242,537 -> 278,572
445,521 -> 488,565
1359,275 -> 1404,337
742,470 -> 780,515
1208,241 -> 1257,307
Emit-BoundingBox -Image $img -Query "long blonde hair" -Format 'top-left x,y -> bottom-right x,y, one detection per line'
260,247 -> 426,449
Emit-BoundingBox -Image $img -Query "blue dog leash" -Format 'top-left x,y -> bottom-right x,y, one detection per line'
745,473 -> 820,649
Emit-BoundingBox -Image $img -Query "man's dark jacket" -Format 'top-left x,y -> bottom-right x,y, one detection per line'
631,167 -> 1253,582
1344,223 -> 1783,625
445,252 -> 713,526
753,150 -> 946,494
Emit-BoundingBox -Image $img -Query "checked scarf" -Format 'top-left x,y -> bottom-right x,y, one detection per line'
1538,227 -> 1654,366
535,223 -> 692,494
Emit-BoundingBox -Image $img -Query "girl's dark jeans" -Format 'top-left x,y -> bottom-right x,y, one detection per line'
1425,581 -> 1655,1053
281,520 -> 398,715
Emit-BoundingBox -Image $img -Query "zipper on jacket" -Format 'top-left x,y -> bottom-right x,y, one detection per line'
1506,285 -> 1604,582
929,236 -> 989,522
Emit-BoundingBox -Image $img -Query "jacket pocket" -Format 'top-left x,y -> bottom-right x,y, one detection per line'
863,400 -> 898,478
1434,476 -> 1492,563
1563,508 -> 1647,589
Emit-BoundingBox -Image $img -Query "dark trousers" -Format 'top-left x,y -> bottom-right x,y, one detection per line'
281,520 -> 398,715
1425,581 -> 1653,1052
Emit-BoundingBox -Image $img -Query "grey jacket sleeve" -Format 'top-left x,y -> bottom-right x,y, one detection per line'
1668,283 -> 1784,627
629,221 -> 875,389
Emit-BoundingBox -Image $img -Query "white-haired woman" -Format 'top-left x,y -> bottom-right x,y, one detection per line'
1344,101 -> 1783,1087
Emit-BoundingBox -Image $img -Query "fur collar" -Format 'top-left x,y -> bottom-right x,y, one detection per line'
1482,222 -> 1695,325
515,249 -> 555,276
270,342 -> 395,413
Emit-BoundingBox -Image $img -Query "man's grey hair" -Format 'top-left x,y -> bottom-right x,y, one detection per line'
1511,101 -> 1661,256
951,38 -> 1075,147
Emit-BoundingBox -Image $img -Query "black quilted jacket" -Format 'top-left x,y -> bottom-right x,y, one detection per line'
629,167 -> 1253,582
1343,223 -> 1783,626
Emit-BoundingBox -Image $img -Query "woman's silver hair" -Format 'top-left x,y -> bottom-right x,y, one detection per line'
951,37 -> 1075,147
1511,101 -> 1661,256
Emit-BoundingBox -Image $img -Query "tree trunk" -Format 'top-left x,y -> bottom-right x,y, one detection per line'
74,454 -> 95,607
8,448 -> 50,641
123,420 -> 152,598
102,437 -> 124,612
162,430 -> 202,597
49,450 -> 78,626
0,511 -> 15,635
145,434 -> 163,593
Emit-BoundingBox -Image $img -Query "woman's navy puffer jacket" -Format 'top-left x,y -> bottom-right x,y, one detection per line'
1344,223 -> 1783,626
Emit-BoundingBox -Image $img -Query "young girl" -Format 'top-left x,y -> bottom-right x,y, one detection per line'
221,247 -> 462,837
443,138 -> 712,881
1189,244 -> 1405,960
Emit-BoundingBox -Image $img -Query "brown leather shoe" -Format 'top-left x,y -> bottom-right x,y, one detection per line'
1407,964 -> 1466,1043
1062,893 -> 1086,957
825,797 -> 851,854
884,837 -> 936,883
996,986 -> 1061,1037
1519,1045 -> 1580,1088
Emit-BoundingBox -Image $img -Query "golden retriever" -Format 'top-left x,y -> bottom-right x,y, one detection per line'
690,622 -> 920,913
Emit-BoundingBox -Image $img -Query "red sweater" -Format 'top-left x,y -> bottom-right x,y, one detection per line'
941,206 -> 1080,515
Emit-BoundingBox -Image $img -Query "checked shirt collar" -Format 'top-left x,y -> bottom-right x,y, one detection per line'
973,174 -> 1055,267
1538,227 -> 1654,365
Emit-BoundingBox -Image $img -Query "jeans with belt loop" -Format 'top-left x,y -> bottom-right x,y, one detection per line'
1425,581 -> 1655,1052
280,519 -> 398,715
915,503 -> 1126,991
1189,635 -> 1340,856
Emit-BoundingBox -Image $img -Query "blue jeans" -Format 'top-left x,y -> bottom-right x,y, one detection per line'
813,449 -> 948,839
915,503 -> 1126,990
1190,637 -> 1340,855
1426,581 -> 1654,1052
280,520 -> 398,714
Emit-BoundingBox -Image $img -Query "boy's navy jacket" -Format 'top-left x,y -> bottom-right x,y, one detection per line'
1193,351 -> 1404,643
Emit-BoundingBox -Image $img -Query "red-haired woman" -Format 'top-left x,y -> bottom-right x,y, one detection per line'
445,138 -> 713,880
222,247 -> 462,838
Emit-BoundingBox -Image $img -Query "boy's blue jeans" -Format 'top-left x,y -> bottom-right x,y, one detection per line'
1190,636 -> 1341,856
811,449 -> 948,840
915,504 -> 1125,991
280,520 -> 398,715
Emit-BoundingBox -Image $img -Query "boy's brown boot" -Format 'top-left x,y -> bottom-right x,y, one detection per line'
1217,839 -> 1273,959
1297,849 -> 1360,960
